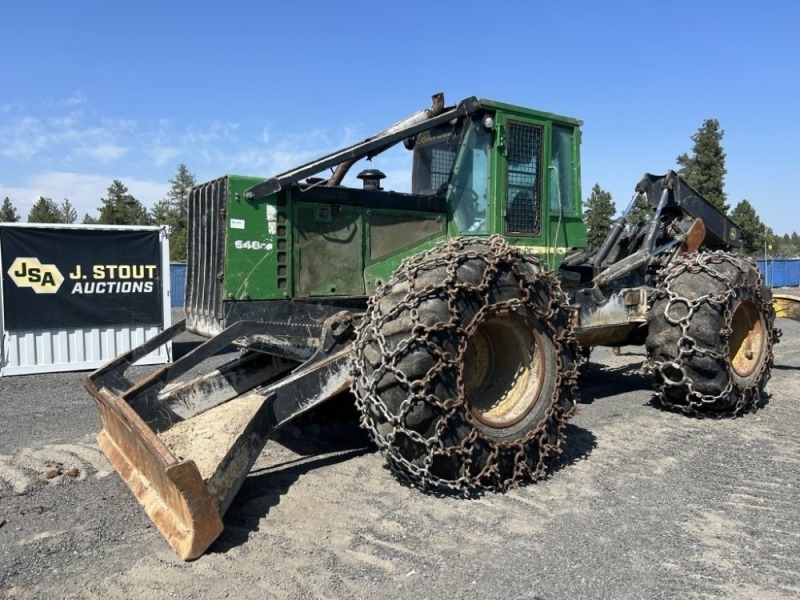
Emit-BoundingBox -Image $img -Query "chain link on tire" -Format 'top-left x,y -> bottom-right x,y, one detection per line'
351,236 -> 579,495
644,251 -> 779,416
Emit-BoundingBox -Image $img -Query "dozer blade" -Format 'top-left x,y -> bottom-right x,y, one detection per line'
86,318 -> 353,560
773,293 -> 800,322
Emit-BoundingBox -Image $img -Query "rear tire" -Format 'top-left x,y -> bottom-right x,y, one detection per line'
645,251 -> 777,416
351,237 -> 579,494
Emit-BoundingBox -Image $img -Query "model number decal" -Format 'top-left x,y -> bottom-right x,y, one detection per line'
234,240 -> 273,251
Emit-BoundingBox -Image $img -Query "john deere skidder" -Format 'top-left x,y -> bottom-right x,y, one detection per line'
87,94 -> 790,559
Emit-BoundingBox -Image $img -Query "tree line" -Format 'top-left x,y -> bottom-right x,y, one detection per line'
583,120 -> 795,258
0,164 -> 195,262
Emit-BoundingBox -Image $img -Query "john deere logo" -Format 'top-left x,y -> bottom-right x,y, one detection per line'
7,257 -> 65,293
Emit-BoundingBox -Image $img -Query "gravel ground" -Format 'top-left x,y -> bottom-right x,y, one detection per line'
1,308 -> 799,600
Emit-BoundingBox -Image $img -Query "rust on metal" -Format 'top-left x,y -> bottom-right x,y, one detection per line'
91,387 -> 223,560
681,218 -> 706,254
574,321 -> 644,348
86,314 -> 355,560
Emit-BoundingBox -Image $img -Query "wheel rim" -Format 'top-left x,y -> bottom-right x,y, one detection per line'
465,313 -> 545,429
729,300 -> 766,378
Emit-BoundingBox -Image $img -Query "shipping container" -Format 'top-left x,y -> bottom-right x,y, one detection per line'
757,258 -> 800,288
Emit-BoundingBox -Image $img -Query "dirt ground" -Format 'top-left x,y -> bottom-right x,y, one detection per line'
1,312 -> 799,600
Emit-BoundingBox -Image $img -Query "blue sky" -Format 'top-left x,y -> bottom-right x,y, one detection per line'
1,1 -> 798,235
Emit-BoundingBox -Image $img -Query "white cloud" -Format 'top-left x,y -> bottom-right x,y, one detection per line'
0,93 -> 377,183
72,144 -> 129,162
339,124 -> 361,146
147,145 -> 182,167
184,121 -> 240,145
0,171 -> 168,222
101,117 -> 136,132
0,103 -> 407,223
0,117 -> 49,159
63,92 -> 87,106
222,127 -> 340,175
126,178 -> 169,208
0,113 -> 131,164
48,114 -> 79,129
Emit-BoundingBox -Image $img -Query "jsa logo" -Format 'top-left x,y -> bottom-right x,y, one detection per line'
7,257 -> 65,294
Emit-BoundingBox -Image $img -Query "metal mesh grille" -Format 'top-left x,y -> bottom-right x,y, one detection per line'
429,147 -> 456,191
506,122 -> 542,235
185,177 -> 227,336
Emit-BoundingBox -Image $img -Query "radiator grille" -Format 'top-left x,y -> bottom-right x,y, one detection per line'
185,177 -> 227,336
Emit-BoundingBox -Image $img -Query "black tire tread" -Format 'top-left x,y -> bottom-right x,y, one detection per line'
645,251 -> 777,416
351,237 -> 579,494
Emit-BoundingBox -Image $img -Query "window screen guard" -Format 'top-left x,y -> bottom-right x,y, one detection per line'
505,122 -> 542,235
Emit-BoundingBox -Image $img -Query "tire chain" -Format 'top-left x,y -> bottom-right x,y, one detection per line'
351,236 -> 580,495
643,251 -> 780,416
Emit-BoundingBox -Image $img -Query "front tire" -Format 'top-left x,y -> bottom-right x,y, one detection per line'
351,237 -> 579,494
645,251 -> 777,416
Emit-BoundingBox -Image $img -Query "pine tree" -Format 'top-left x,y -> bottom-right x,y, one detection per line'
787,233 -> 800,257
730,199 -> 765,255
774,233 -> 793,258
98,180 -> 150,225
151,164 -> 195,261
676,118 -> 728,213
790,233 -> 800,257
0,197 -> 20,222
60,198 -> 77,224
28,197 -> 67,223
82,213 -> 99,224
583,184 -> 616,249
627,193 -> 653,225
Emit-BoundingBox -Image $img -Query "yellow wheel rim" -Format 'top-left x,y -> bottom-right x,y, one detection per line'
729,300 -> 766,378
465,313 -> 545,429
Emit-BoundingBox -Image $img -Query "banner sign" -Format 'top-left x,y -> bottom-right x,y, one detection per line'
1,227 -> 163,330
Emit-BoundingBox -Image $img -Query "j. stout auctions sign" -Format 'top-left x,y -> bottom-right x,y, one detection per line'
0,227 -> 163,330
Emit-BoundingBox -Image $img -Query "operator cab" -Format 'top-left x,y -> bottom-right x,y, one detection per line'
411,116 -> 491,235
408,101 -> 586,264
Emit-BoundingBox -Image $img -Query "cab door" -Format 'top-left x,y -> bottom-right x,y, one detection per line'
497,115 -> 548,246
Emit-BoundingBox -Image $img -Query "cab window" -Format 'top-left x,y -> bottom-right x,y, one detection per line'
505,121 -> 543,235
550,125 -> 577,215
450,119 -> 491,234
